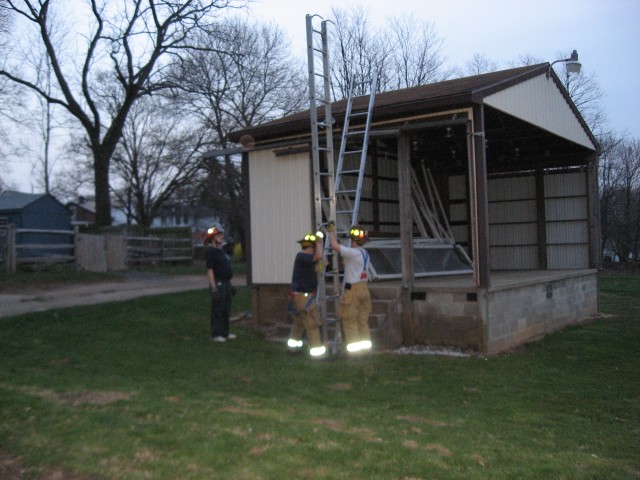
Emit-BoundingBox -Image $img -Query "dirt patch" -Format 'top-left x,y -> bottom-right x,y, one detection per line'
5,384 -> 135,406
0,450 -> 98,480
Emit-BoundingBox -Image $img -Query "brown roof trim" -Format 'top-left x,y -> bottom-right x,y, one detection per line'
229,63 -> 597,149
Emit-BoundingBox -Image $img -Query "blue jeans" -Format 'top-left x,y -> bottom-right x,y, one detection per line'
210,282 -> 233,337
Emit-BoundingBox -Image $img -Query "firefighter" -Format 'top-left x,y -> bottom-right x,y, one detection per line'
204,224 -> 235,342
327,222 -> 373,354
287,231 -> 327,359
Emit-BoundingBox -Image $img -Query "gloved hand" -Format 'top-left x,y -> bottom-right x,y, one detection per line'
327,221 -> 335,233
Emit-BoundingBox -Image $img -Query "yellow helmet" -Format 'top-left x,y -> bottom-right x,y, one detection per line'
297,230 -> 324,247
349,226 -> 368,244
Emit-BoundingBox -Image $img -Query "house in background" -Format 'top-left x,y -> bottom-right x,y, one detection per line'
67,197 -> 97,226
0,190 -> 73,259
228,63 -> 600,354
152,203 -> 220,242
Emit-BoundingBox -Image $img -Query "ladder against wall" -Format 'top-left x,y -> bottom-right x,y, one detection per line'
306,14 -> 473,296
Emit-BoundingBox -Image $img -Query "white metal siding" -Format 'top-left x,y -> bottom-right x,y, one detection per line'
545,171 -> 589,269
484,75 -> 595,151
249,149 -> 312,284
489,176 -> 538,269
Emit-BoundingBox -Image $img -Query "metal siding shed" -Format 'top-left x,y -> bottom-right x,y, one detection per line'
249,149 -> 313,284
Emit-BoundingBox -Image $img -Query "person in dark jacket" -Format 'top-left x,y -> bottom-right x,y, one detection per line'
204,224 -> 235,342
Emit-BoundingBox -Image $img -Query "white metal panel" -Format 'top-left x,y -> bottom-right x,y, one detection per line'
488,176 -> 535,201
488,176 -> 538,269
547,245 -> 589,269
449,203 -> 468,222
489,200 -> 537,223
249,149 -> 312,284
490,223 -> 537,246
543,171 -> 589,269
484,75 -> 595,151
547,221 -> 588,244
545,171 -> 587,197
545,197 -> 588,221
490,246 -> 538,269
448,175 -> 467,200
451,225 -> 468,243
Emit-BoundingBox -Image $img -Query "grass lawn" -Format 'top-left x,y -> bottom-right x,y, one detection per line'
0,272 -> 638,479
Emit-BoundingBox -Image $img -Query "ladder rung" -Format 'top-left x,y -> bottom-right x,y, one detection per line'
336,189 -> 357,195
348,111 -> 368,118
338,169 -> 360,175
346,130 -> 365,136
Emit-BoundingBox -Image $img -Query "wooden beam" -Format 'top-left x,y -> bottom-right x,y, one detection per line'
470,106 -> 491,288
586,151 -> 601,269
398,132 -> 414,344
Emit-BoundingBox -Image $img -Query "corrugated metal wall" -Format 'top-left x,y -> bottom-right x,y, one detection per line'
249,149 -> 312,284
486,171 -> 589,270
488,176 -> 538,269
545,171 -> 589,268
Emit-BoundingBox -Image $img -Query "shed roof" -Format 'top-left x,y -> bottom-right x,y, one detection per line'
229,63 -> 597,152
0,191 -> 49,212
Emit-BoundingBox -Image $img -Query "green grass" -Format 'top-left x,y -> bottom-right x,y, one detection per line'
0,274 -> 638,479
0,261 -> 245,292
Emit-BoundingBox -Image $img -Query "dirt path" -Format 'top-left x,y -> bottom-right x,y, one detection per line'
0,273 -> 246,319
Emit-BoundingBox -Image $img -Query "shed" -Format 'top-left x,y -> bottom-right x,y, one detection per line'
0,191 -> 73,259
228,63 -> 600,354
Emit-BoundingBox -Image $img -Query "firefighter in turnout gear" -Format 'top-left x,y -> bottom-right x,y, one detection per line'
287,231 -> 327,358
328,223 -> 373,354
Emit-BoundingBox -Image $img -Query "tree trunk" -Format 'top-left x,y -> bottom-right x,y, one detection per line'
94,152 -> 112,226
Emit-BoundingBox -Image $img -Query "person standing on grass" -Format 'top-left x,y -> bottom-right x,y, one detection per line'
327,222 -> 372,355
287,231 -> 327,359
204,224 -> 235,342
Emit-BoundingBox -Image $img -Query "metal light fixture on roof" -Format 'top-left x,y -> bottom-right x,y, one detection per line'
547,49 -> 582,78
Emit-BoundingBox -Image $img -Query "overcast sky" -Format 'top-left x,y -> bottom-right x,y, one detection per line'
246,0 -> 640,137
5,0 -> 639,192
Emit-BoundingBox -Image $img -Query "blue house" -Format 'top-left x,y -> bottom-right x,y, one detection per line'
0,191 -> 73,259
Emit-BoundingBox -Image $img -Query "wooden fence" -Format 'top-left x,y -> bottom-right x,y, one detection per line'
2,225 -> 194,273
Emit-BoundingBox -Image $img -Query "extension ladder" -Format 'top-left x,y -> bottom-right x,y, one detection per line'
306,14 -> 378,352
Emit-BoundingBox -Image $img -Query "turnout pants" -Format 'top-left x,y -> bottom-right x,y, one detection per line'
289,293 -> 322,348
339,282 -> 372,348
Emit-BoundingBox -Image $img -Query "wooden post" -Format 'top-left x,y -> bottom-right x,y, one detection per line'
7,223 -> 16,274
586,152 -> 601,269
470,106 -> 491,288
398,132 -> 414,344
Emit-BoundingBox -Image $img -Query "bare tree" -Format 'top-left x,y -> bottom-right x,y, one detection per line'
328,7 -> 451,99
464,53 -> 498,75
329,5 -> 388,99
553,51 -> 607,134
385,15 -> 449,89
173,17 -> 307,246
598,132 -> 625,260
110,96 -> 208,230
607,138 -> 640,262
0,0 -> 243,226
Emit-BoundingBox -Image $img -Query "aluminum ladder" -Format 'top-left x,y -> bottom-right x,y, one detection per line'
306,14 -> 340,349
333,73 -> 378,235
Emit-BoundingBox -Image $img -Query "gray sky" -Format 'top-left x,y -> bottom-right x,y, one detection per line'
247,0 -> 640,138
5,0 -> 639,192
